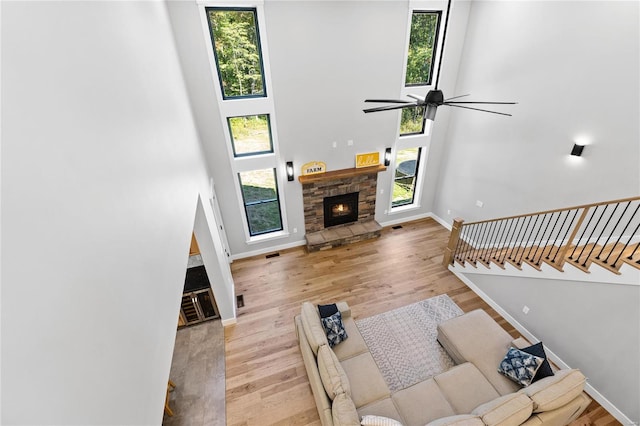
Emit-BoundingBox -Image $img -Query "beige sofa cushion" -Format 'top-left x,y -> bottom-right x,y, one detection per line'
301,302 -> 329,355
471,393 -> 533,426
518,369 -> 586,413
434,362 -> 501,414
341,352 -> 390,408
332,392 -> 360,426
332,316 -> 369,361
437,309 -> 520,396
318,344 -> 351,400
392,378 -> 456,425
426,414 -> 485,426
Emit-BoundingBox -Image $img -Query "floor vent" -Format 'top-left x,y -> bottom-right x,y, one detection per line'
392,225 -> 403,230
236,294 -> 245,308
266,252 -> 280,259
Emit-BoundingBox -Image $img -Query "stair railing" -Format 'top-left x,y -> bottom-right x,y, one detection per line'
443,196 -> 640,274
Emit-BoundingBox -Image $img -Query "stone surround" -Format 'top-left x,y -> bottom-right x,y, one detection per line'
299,165 -> 385,251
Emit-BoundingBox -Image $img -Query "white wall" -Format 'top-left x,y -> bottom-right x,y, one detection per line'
434,1 -> 640,223
1,1 -> 217,423
166,0 -> 470,257
462,273 -> 640,424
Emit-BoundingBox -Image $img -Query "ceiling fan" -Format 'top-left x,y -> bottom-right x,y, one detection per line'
363,0 -> 516,133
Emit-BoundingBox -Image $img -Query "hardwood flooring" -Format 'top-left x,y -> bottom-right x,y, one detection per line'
225,217 -> 620,426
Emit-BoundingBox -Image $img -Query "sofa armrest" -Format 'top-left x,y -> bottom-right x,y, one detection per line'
336,301 -> 351,318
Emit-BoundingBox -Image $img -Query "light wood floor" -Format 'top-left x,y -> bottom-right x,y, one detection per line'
225,218 -> 620,426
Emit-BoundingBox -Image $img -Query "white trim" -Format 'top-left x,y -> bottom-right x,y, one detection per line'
198,3 -> 289,242
221,317 -> 237,327
451,269 -> 636,426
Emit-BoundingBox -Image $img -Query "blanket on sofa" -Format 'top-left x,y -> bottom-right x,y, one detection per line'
355,294 -> 463,392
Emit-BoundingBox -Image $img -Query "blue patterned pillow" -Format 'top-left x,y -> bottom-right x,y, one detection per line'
320,310 -> 348,347
498,347 -> 544,386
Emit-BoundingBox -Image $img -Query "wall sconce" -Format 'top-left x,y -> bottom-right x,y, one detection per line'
286,161 -> 294,181
570,143 -> 585,157
384,148 -> 392,166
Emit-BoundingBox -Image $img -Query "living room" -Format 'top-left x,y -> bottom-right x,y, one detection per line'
1,0 -> 638,425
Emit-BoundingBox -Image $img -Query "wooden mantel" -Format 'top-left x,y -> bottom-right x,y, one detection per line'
297,164 -> 387,184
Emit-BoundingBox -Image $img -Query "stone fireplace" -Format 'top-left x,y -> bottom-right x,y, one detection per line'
299,165 -> 386,251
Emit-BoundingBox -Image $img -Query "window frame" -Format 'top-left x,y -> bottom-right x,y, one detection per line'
227,113 -> 274,158
238,168 -> 284,236
205,6 -> 268,100
389,0 -> 447,213
391,147 -> 423,208
200,1 -> 289,244
404,10 -> 442,88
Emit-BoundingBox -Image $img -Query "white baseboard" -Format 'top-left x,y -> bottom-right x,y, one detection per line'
221,317 -> 237,327
451,268 -> 636,426
230,239 -> 307,261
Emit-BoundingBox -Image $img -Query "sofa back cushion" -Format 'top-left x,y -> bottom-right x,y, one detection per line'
332,392 -> 360,426
301,302 -> 329,355
518,369 -> 586,413
471,393 -> 533,426
318,344 -> 351,400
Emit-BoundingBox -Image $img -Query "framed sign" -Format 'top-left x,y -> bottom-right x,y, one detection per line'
301,161 -> 326,176
355,152 -> 380,168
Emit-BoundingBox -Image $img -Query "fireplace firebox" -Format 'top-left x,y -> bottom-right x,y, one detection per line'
323,192 -> 359,228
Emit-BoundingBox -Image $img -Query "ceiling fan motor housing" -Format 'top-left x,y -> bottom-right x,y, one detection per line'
425,90 -> 445,105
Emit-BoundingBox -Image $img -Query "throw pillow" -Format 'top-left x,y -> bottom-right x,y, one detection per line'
361,415 -> 403,426
321,310 -> 348,347
519,342 -> 554,383
497,347 -> 544,387
319,303 -> 339,318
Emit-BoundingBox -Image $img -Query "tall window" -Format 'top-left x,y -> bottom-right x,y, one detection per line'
238,169 -> 283,236
405,11 -> 441,86
204,4 -> 286,241
207,7 -> 266,99
392,148 -> 421,207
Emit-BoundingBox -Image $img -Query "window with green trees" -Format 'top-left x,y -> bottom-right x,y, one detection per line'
238,169 -> 283,236
400,106 -> 426,135
207,7 -> 266,99
228,114 -> 273,157
392,148 -> 421,207
405,11 -> 441,86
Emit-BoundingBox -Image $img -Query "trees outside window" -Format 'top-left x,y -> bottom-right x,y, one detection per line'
405,11 -> 441,86
400,106 -> 426,135
207,8 -> 266,98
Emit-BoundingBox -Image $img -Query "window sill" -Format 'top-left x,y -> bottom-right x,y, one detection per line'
389,203 -> 421,215
246,230 -> 290,245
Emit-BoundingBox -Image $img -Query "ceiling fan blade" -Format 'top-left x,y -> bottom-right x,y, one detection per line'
363,104 -> 416,113
445,101 -> 517,105
444,94 -> 470,102
407,93 -> 425,101
445,104 -> 512,117
365,99 -> 413,104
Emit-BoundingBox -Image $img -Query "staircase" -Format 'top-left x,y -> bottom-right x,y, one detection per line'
443,196 -> 640,277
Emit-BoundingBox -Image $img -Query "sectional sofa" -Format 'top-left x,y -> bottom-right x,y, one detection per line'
295,301 -> 592,426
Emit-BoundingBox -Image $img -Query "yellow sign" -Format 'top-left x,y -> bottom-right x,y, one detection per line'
355,152 -> 380,168
301,161 -> 326,176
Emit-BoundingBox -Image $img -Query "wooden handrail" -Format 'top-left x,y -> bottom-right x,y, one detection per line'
444,196 -> 640,273
462,196 -> 640,226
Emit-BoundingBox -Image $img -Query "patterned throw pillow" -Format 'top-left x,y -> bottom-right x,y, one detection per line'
321,310 -> 348,347
361,415 -> 404,426
498,347 -> 544,387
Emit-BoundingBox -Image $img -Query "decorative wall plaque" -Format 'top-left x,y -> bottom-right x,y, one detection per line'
355,152 -> 380,168
301,161 -> 326,176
